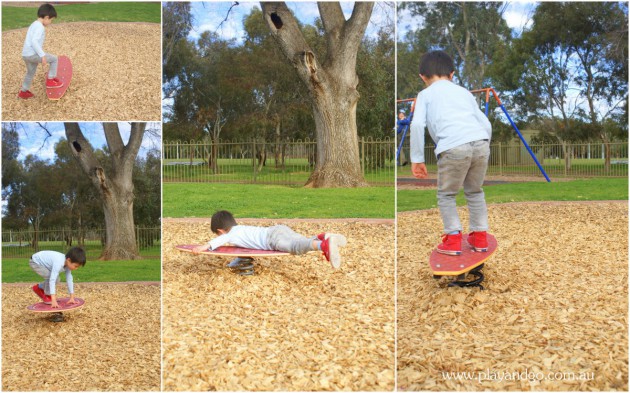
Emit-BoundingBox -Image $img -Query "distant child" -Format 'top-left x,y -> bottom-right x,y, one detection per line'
192,210 -> 347,268
30,247 -> 86,308
18,3 -> 64,99
397,109 -> 410,166
409,50 -> 492,255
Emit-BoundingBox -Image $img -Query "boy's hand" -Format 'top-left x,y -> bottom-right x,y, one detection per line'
41,56 -> 47,66
192,245 -> 209,254
412,163 -> 428,179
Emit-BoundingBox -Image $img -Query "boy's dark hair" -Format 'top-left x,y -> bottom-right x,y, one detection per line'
419,50 -> 455,78
38,4 -> 57,19
211,210 -> 238,234
66,247 -> 86,266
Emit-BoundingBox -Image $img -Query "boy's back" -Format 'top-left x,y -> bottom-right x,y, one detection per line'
411,79 -> 491,162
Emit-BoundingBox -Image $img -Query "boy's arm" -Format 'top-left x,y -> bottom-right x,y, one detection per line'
409,92 -> 427,164
30,24 -> 46,59
471,94 -> 492,140
65,269 -> 76,303
208,233 -> 231,250
192,233 -> 231,254
191,244 -> 210,254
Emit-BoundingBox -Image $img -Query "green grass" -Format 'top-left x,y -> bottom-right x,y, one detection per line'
2,258 -> 160,283
163,183 -> 395,219
2,2 -> 161,30
397,178 -> 628,212
2,240 -> 160,260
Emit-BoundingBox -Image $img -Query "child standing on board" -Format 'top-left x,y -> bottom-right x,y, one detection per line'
18,3 -> 64,99
409,50 -> 492,255
192,210 -> 347,268
30,247 -> 86,308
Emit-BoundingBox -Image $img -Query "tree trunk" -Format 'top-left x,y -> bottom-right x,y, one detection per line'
261,2 -> 372,187
65,122 -> 145,260
100,179 -> 138,260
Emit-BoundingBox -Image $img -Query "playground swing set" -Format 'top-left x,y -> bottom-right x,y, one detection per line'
396,87 -> 552,183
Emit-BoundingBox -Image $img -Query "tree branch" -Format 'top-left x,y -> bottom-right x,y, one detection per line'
103,123 -> 124,157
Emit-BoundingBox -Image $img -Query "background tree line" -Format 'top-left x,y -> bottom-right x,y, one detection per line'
1,125 -> 161,254
397,2 -> 628,171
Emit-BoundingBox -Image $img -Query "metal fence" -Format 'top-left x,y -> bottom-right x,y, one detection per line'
2,227 -> 161,259
398,141 -> 628,178
163,138 -> 395,186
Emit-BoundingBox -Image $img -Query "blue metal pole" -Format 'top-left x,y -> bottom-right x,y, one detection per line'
498,103 -> 551,182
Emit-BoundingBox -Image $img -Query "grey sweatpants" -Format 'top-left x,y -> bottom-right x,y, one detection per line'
21,54 -> 58,91
29,259 -> 59,296
437,140 -> 490,234
267,225 -> 315,255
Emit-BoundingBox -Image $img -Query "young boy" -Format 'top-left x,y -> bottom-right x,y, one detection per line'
18,3 -> 64,99
192,210 -> 347,268
30,247 -> 86,308
409,50 -> 492,255
397,109 -> 410,166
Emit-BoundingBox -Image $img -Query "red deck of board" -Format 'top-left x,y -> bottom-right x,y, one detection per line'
46,55 -> 72,100
176,244 -> 289,256
429,234 -> 497,275
27,297 -> 85,312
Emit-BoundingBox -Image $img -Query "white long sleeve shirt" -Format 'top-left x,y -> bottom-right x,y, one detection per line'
31,250 -> 74,295
208,225 -> 271,250
22,20 -> 46,58
410,80 -> 492,163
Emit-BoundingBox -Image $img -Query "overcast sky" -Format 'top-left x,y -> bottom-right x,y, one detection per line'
14,122 -> 161,162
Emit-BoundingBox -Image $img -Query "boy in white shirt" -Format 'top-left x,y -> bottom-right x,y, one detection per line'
409,50 -> 492,255
30,247 -> 86,308
18,3 -> 64,99
192,210 -> 347,269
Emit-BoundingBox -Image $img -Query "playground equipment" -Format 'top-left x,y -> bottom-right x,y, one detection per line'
396,88 -> 552,182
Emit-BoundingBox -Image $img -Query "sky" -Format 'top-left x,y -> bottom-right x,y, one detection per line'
14,122 -> 162,162
187,1 -> 534,44
396,2 -> 537,39
188,1 -> 394,43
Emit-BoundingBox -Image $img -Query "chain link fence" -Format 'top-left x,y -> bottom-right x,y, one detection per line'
2,227 -> 161,260
163,138 -> 395,186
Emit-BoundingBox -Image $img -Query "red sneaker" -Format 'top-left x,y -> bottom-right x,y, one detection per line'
32,284 -> 52,304
467,231 -> 488,252
320,234 -> 346,269
437,232 -> 462,255
46,77 -> 64,89
18,90 -> 34,99
316,233 -> 347,247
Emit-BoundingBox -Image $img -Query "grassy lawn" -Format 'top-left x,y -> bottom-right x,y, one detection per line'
2,240 -> 160,260
2,257 -> 160,283
163,183 -> 395,219
398,178 -> 628,212
2,2 -> 161,31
